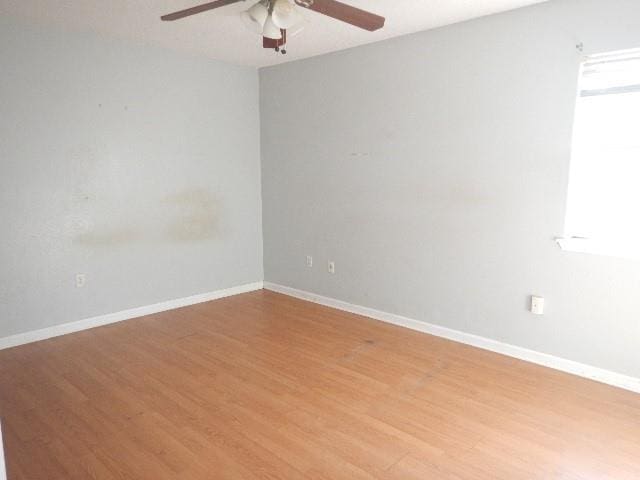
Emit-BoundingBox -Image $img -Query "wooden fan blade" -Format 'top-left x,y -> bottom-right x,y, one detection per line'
161,0 -> 245,21
295,0 -> 385,31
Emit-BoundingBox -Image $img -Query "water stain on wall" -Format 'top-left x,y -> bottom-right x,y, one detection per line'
71,187 -> 219,247
163,188 -> 219,242
74,227 -> 139,247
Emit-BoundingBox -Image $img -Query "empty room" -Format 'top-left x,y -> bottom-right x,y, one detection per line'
1,0 -> 640,478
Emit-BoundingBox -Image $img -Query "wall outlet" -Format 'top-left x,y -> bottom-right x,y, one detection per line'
76,273 -> 86,288
530,295 -> 544,315
328,261 -> 335,274
306,255 -> 313,268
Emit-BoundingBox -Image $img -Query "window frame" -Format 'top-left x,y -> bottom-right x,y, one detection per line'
558,48 -> 640,260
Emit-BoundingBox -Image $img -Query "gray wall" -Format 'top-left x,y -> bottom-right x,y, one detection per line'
261,0 -> 640,378
0,17 -> 263,338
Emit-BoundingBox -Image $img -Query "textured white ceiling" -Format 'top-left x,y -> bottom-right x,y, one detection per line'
2,0 -> 548,67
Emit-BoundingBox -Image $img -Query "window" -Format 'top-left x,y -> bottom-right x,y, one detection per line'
559,48 -> 640,258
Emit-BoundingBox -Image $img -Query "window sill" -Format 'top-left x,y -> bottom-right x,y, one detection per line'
556,237 -> 640,260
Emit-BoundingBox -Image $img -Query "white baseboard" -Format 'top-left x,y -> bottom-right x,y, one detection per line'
0,281 -> 264,351
264,282 -> 640,395
0,421 -> 5,480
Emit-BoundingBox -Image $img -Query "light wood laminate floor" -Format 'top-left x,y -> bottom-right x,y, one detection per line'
1,290 -> 639,479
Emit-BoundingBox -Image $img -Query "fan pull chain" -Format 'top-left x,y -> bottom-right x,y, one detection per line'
281,29 -> 287,55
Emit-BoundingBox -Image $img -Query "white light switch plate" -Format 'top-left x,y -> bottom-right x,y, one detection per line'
531,295 -> 544,315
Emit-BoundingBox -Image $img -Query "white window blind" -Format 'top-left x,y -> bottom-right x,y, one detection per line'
560,48 -> 640,258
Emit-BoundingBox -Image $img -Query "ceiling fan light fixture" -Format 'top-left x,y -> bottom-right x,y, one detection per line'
272,0 -> 302,29
262,14 -> 282,39
241,1 -> 269,35
240,12 -> 261,33
247,1 -> 269,24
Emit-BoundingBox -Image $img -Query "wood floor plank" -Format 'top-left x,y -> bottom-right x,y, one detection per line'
1,289 -> 639,479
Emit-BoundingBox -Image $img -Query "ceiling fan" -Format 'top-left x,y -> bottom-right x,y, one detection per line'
161,0 -> 385,54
